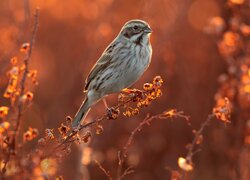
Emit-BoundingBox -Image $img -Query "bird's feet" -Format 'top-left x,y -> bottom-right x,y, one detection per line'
103,98 -> 112,118
106,107 -> 113,118
71,125 -> 81,133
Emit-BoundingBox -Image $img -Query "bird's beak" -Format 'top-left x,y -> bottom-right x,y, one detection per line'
144,26 -> 152,33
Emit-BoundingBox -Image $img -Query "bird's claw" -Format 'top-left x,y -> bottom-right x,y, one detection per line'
71,125 -> 80,133
106,107 -> 113,118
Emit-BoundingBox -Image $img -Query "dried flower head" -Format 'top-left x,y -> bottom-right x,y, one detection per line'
165,167 -> 182,180
162,109 -> 190,124
195,134 -> 203,145
20,42 -> 30,52
8,66 -> 19,77
82,131 -> 91,143
95,124 -> 103,135
106,108 -> 120,120
119,76 -> 164,119
0,122 -> 10,134
143,83 -> 153,91
58,123 -> 70,137
4,74 -> 18,99
164,109 -> 177,117
218,31 -> 241,57
3,88 -> 14,99
66,116 -> 74,127
10,57 -> 18,65
66,115 -> 73,124
27,69 -> 38,85
38,138 -> 46,146
213,97 -> 232,123
23,127 -> 39,141
0,106 -> 9,118
178,157 -> 193,172
21,91 -> 34,104
40,158 -> 57,176
153,76 -> 163,87
123,107 -> 139,117
45,128 -> 54,140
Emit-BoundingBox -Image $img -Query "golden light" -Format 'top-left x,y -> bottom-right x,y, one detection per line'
230,0 -> 245,5
164,109 -> 176,117
40,158 -> 57,176
97,23 -> 112,37
244,85 -> 250,93
188,0 -> 220,31
0,106 -> 9,118
178,157 -> 193,172
0,122 -> 10,133
81,147 -> 93,165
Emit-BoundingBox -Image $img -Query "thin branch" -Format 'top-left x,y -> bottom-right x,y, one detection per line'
185,114 -> 214,163
15,7 -> 39,139
42,98 -> 134,159
177,114 -> 215,180
43,77 -> 165,160
116,110 -> 190,180
94,160 -> 113,180
1,8 -> 39,177
118,166 -> 134,180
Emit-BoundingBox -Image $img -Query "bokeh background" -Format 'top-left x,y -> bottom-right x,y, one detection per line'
0,0 -> 249,179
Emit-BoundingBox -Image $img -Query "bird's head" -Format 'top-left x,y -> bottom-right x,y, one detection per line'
119,19 -> 152,45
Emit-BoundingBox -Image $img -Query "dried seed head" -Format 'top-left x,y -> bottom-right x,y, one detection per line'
0,122 -> 10,134
143,83 -> 153,91
82,131 -> 91,143
123,110 -> 132,117
66,116 -> 73,124
178,157 -> 193,172
10,57 -> 18,65
195,135 -> 203,145
107,108 -> 120,120
95,124 -> 103,135
58,123 -> 70,137
0,106 -> 9,118
20,42 -> 30,52
164,109 -> 177,117
38,138 -> 46,146
20,91 -> 34,104
45,128 -> 54,140
213,97 -> 231,123
153,76 -> 163,87
40,158 -> 57,176
23,127 -> 39,141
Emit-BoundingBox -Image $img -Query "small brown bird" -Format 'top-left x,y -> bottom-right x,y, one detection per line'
72,19 -> 152,127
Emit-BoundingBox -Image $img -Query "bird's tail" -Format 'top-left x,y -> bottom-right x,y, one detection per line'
72,98 -> 90,127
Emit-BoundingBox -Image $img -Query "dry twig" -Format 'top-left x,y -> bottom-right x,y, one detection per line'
94,159 -> 113,180
116,110 -> 190,180
1,8 -> 40,177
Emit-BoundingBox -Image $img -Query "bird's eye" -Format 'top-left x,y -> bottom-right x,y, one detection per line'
133,25 -> 139,30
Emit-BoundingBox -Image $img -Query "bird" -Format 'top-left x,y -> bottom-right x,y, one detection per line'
72,19 -> 152,127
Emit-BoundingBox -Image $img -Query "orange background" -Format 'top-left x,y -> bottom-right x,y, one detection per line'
0,0 -> 244,179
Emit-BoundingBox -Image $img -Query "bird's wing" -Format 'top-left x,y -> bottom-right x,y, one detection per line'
84,53 -> 112,91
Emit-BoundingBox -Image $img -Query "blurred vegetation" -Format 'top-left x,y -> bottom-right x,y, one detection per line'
0,0 -> 250,179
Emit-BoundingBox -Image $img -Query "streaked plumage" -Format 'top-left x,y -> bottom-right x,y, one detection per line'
72,19 -> 152,127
